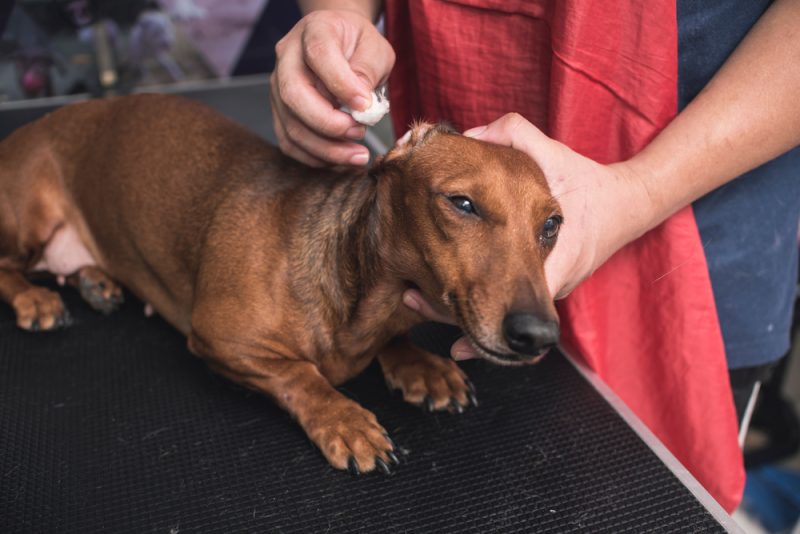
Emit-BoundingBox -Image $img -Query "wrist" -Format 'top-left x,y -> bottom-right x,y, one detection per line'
299,0 -> 381,21
608,158 -> 664,241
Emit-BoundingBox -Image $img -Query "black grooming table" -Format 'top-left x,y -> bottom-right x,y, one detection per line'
1,284 -> 738,533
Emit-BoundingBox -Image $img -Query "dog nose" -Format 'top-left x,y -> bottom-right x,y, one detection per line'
502,313 -> 559,355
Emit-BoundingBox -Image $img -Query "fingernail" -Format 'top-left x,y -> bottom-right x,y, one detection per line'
351,94 -> 370,111
464,125 -> 487,138
345,125 -> 366,140
349,150 -> 369,166
402,293 -> 420,312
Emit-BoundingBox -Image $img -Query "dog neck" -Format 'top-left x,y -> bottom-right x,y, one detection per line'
291,171 -> 383,326
291,168 -> 440,330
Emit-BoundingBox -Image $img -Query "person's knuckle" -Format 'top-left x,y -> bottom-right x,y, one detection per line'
385,45 -> 397,70
302,9 -> 325,25
278,78 -> 299,109
320,115 -> 346,137
302,23 -> 335,61
505,112 -> 524,126
376,37 -> 396,71
284,121 -> 303,143
274,35 -> 288,57
501,112 -> 528,135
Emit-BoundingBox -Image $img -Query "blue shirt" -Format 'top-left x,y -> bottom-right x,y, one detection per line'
679,0 -> 800,368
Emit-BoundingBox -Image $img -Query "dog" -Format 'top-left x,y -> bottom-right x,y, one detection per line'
0,94 -> 561,474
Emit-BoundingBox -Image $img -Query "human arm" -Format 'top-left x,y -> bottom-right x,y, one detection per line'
270,1 -> 393,166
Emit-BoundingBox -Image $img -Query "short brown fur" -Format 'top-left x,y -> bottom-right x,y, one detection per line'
0,95 -> 560,473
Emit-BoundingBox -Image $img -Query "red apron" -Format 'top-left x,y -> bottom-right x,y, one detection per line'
386,0 -> 744,511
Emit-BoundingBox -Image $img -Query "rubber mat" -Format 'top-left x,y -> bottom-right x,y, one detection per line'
0,284 -> 725,533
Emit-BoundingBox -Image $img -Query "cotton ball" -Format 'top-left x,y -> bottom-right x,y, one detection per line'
342,86 -> 390,126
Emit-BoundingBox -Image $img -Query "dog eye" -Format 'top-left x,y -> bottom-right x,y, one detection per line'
448,196 -> 478,215
542,215 -> 562,239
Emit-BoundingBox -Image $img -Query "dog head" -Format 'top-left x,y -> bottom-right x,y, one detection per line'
373,123 -> 562,365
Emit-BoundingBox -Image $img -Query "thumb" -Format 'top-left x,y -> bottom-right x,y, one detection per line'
347,46 -> 395,110
303,38 -> 374,111
402,289 -> 457,325
451,337 -> 478,361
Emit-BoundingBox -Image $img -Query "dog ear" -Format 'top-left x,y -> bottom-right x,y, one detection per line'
370,121 -> 458,178
382,121 -> 455,163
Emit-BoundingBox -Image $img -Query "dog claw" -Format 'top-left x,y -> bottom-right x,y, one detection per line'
386,450 -> 400,465
54,310 -> 72,329
347,456 -> 361,476
424,396 -> 435,412
450,399 -> 465,414
375,458 -> 392,475
30,319 -> 40,332
465,380 -> 479,407
466,379 -> 477,395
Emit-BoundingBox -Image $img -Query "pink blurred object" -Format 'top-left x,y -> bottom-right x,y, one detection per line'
159,0 -> 266,77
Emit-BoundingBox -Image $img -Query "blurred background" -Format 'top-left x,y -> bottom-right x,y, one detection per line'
0,0 -> 297,102
0,1 -> 797,532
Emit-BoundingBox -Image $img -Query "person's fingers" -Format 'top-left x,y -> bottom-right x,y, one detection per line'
302,22 -> 372,111
271,106 -> 327,167
272,50 -> 359,139
402,289 -> 456,325
283,115 -> 368,165
451,337 -> 478,361
301,13 -> 395,112
401,291 -> 477,361
346,31 -> 396,97
271,75 -> 369,166
271,10 -> 395,164
464,112 -> 556,165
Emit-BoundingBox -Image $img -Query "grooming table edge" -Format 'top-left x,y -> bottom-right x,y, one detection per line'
562,349 -> 744,533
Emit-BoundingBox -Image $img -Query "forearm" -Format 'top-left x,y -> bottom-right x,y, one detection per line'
298,0 -> 382,21
624,0 -> 800,233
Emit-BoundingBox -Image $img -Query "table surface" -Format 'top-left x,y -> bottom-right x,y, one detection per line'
0,282 -> 736,533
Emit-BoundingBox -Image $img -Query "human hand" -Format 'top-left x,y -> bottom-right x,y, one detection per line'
466,113 -> 653,299
270,9 -> 395,167
404,113 -> 653,359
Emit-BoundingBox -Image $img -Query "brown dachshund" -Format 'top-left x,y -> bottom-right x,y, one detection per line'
0,94 -> 561,474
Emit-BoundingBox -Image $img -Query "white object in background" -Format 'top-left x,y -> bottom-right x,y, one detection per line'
342,86 -> 390,126
170,0 -> 208,21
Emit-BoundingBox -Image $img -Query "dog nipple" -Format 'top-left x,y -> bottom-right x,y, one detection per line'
341,86 -> 390,126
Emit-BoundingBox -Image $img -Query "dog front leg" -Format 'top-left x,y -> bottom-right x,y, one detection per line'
189,335 -> 398,474
378,337 -> 477,412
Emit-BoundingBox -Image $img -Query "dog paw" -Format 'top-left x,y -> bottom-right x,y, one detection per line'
12,286 -> 71,331
71,266 -> 123,314
307,401 -> 399,475
383,353 -> 477,412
